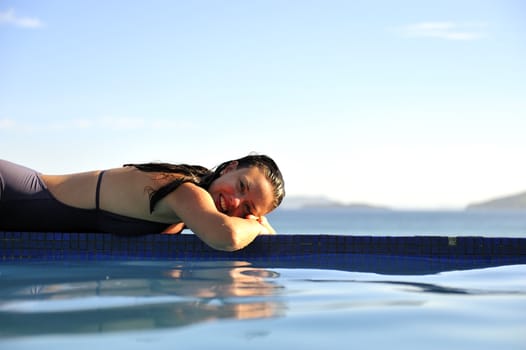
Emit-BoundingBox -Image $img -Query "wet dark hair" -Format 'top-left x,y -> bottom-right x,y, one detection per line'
124,154 -> 285,214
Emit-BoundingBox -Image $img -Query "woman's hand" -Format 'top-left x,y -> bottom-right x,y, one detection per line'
162,222 -> 185,234
246,215 -> 276,235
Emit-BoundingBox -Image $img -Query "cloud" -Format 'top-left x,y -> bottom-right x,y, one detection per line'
48,117 -> 148,130
400,21 -> 487,40
0,118 -> 16,129
0,116 -> 195,132
0,8 -> 44,28
66,116 -> 195,130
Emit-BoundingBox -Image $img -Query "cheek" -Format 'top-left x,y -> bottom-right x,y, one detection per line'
262,197 -> 277,215
208,178 -> 223,192
213,177 -> 236,193
206,183 -> 219,200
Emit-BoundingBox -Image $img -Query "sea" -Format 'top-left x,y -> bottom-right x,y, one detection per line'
1,209 -> 525,349
268,207 -> 526,237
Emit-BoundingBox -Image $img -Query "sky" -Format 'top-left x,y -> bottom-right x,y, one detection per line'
1,0 -> 525,210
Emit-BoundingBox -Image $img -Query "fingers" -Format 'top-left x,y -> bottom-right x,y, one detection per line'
162,222 -> 185,234
254,216 -> 277,234
245,215 -> 275,235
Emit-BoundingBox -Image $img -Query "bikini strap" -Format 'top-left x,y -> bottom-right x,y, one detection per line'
95,170 -> 105,210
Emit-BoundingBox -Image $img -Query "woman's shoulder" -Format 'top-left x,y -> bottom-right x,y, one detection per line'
103,166 -> 185,187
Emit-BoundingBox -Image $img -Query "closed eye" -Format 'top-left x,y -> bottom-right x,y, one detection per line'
239,180 -> 254,215
245,204 -> 252,216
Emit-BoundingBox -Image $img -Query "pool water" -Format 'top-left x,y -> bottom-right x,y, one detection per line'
1,259 -> 525,349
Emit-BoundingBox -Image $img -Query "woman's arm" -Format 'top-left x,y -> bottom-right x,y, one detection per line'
161,182 -> 268,251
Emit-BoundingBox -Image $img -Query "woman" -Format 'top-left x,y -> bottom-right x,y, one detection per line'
0,155 -> 285,251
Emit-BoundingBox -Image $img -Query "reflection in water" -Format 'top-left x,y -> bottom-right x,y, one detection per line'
3,261 -> 524,339
0,261 -> 285,336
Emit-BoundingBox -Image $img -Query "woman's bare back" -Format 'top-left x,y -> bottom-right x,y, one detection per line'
42,167 -> 180,224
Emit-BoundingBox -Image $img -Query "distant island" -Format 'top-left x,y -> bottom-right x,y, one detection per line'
279,195 -> 391,211
281,191 -> 526,212
466,191 -> 526,211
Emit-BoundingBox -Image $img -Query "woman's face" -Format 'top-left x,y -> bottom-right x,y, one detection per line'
208,163 -> 275,218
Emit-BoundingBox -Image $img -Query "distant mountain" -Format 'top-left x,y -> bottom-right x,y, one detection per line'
466,191 -> 526,211
279,195 -> 336,209
280,195 -> 391,211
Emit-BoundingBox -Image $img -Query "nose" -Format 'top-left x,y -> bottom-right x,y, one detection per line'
231,196 -> 241,209
228,196 -> 246,217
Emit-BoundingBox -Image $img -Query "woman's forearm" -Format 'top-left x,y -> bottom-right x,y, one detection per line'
191,216 -> 264,251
